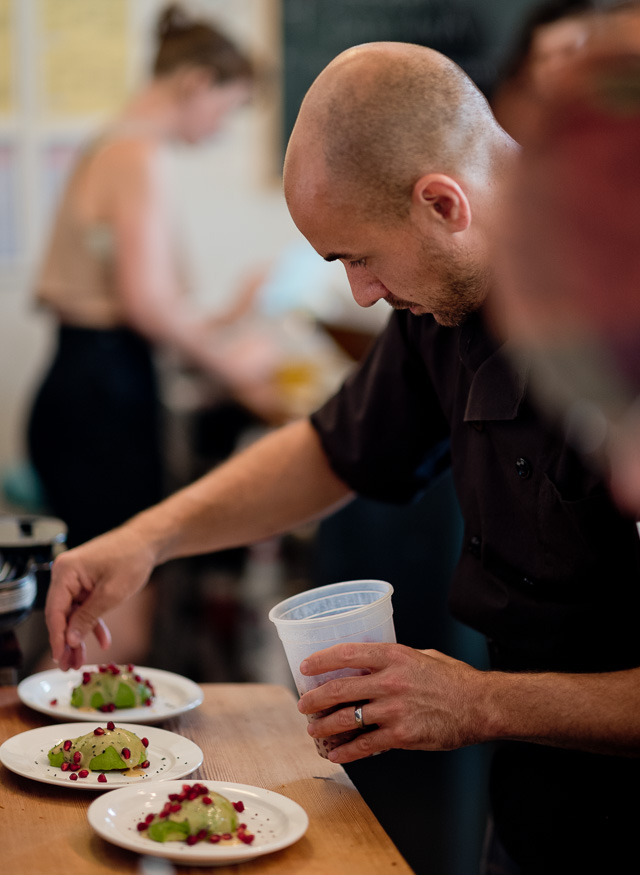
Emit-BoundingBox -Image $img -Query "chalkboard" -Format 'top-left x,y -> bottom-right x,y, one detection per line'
281,0 -> 540,151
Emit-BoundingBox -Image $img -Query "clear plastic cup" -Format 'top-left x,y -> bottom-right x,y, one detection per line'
268,579 -> 395,757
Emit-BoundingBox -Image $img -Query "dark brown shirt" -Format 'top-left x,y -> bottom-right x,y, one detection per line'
311,307 -> 640,865
312,307 -> 640,673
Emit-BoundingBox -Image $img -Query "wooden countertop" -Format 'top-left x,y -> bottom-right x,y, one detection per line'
0,683 -> 413,874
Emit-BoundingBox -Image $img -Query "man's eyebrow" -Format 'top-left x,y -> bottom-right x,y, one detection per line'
323,252 -> 351,262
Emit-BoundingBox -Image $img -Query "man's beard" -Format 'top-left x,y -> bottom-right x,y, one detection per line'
384,253 -> 489,327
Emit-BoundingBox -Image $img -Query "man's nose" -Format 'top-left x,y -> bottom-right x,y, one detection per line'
347,271 -> 388,308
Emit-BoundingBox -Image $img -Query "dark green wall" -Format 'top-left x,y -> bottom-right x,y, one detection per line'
281,0 -> 543,151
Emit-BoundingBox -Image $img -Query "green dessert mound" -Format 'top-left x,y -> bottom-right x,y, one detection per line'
48,724 -> 148,771
139,783 -> 255,846
70,664 -> 154,711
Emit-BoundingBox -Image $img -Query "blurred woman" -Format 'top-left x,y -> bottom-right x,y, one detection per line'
27,4 -> 254,551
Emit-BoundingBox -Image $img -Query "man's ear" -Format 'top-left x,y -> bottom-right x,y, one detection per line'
411,173 -> 471,233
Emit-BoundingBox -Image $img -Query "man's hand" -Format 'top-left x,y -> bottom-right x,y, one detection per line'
296,642 -> 492,763
45,525 -> 157,670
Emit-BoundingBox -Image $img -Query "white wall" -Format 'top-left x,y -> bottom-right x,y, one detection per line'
0,0 -> 305,502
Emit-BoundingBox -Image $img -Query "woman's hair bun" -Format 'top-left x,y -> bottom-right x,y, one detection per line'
156,3 -> 192,40
153,2 -> 254,83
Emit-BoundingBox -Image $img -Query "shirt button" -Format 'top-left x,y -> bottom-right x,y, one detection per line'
468,536 -> 482,557
515,457 -> 532,479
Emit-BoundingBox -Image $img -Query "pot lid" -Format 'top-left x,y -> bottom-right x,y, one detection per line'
0,515 -> 67,548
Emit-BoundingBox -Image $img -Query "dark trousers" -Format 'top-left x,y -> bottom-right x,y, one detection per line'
28,325 -> 163,548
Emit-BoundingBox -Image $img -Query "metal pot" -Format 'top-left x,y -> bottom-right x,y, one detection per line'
0,515 -> 67,634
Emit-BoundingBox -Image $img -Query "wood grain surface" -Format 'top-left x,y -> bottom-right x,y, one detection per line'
0,683 -> 413,874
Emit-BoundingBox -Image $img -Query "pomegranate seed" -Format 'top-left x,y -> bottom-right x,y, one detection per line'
49,699 -> 57,706
98,665 -> 108,673
121,748 -> 131,759
168,794 -> 180,801
107,703 -> 116,712
196,829 -> 208,841
202,797 -> 212,805
209,834 -> 221,843
94,727 -> 105,736
221,833 -> 232,841
141,737 -> 149,748
107,721 -> 115,731
145,814 -> 154,824
98,774 -> 107,783
127,663 -> 134,672
239,824 -> 247,830
69,773 -> 78,781
232,801 -> 244,813
73,750 -> 82,764
186,835 -> 198,846
144,699 -> 152,707
141,760 -> 150,769
169,803 -> 182,813
63,740 -> 72,751
182,784 -> 191,792
70,764 -> 81,771
82,672 -> 91,685
239,832 -> 255,844
136,822 -> 148,831
134,674 -> 142,683
78,769 -> 89,778
61,762 -> 70,772
159,811 -> 169,819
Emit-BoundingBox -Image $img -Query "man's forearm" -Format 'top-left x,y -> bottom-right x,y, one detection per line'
125,418 -> 353,566
484,665 -> 640,756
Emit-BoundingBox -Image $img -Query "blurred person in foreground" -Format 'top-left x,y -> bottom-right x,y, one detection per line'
44,41 -> 640,874
27,3 -> 253,552
491,2 -> 640,514
490,0 -> 605,140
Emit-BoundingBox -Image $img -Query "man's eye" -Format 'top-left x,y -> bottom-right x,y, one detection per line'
348,258 -> 367,268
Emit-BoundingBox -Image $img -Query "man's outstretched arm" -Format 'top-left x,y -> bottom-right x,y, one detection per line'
46,418 -> 353,669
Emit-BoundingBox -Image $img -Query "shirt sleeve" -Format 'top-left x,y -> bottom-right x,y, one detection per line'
310,311 -> 451,503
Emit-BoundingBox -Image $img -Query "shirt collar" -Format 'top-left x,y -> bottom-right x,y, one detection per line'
459,309 -> 530,422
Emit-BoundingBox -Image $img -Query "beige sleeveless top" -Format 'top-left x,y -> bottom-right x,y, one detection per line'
35,135 -> 129,328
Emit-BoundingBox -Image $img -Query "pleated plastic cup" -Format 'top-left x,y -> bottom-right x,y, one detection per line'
268,579 -> 395,757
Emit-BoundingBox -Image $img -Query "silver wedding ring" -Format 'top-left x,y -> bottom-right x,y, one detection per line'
354,704 -> 365,729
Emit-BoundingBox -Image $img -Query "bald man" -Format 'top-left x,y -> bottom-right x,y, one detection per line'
44,44 -> 640,874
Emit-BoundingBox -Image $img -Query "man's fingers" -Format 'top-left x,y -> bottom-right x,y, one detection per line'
94,618 -> 112,650
66,597 -> 110,648
300,642 -> 397,676
48,607 -> 71,664
326,727 -> 392,764
298,676 -> 372,715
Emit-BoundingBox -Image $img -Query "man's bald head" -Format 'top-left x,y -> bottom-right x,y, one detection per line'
284,42 -> 507,219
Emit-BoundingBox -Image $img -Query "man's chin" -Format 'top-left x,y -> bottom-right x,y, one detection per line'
432,310 -> 474,328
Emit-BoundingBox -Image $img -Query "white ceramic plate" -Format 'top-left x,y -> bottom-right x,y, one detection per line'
0,722 -> 203,790
87,780 -> 309,866
17,666 -> 204,724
